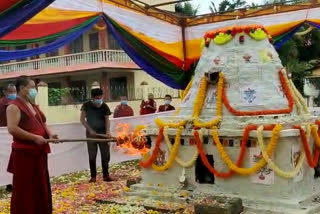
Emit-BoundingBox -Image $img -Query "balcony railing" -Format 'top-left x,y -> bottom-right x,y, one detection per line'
48,86 -> 180,106
0,50 -> 134,75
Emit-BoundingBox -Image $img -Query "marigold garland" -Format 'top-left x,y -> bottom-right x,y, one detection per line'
282,70 -> 303,115
163,127 -> 198,168
222,70 -> 294,116
140,127 -> 164,168
203,25 -> 270,46
194,118 -> 221,129
173,107 -> 181,116
151,127 -> 183,171
288,78 -> 308,113
194,130 -> 235,178
192,76 -> 208,118
193,125 -> 268,178
155,117 -> 186,128
212,124 -> 282,175
194,72 -> 224,128
294,125 -> 320,168
311,124 -> 320,148
135,125 -> 146,133
181,77 -> 194,101
257,125 -> 305,178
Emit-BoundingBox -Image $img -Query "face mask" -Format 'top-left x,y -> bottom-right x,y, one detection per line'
92,99 -> 103,105
121,100 -> 128,105
165,100 -> 171,105
7,93 -> 17,100
28,88 -> 37,100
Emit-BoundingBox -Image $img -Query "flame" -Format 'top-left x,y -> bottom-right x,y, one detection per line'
115,123 -> 149,156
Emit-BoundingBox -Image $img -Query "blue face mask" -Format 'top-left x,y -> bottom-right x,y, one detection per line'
165,100 -> 171,105
121,100 -> 128,105
7,93 -> 17,100
92,99 -> 103,105
28,88 -> 37,99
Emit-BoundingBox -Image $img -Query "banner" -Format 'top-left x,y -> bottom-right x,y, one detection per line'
0,111 -> 174,186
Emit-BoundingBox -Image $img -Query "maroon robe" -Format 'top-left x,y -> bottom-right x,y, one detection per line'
113,104 -> 134,118
140,99 -> 156,115
0,97 -> 10,127
7,97 -> 52,214
158,104 -> 175,112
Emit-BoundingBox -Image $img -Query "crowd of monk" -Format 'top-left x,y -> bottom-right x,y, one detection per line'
0,77 -> 176,214
115,93 -> 176,117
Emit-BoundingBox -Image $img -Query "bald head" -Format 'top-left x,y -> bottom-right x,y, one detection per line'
6,84 -> 16,94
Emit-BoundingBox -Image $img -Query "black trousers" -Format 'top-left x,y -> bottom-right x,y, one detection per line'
86,134 -> 110,178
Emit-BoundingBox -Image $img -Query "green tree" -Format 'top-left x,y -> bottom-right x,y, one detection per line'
209,1 -> 218,13
175,2 -> 199,16
277,26 -> 320,93
209,0 -> 246,13
48,88 -> 70,105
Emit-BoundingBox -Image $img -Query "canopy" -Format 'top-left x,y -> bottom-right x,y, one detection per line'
0,0 -> 55,38
0,0 -> 320,89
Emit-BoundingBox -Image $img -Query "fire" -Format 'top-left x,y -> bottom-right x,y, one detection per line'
115,123 -> 149,156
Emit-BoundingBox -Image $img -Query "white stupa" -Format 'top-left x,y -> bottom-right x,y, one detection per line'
132,24 -> 320,213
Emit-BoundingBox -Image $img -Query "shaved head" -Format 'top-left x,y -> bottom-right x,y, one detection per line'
5,83 -> 16,95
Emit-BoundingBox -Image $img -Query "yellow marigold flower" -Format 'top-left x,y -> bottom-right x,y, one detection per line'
181,191 -> 188,198
123,187 -> 131,192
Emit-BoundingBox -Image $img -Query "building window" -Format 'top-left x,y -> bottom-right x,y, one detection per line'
70,35 -> 83,54
16,45 -> 27,62
70,80 -> 87,103
107,29 -> 122,50
45,40 -> 59,57
109,77 -> 127,100
89,32 -> 99,51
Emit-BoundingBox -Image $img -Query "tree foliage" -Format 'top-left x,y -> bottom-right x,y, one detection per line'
175,2 -> 199,16
209,0 -> 246,13
48,88 -> 70,106
278,26 -> 320,93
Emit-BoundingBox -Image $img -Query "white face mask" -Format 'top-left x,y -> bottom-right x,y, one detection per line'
165,100 -> 171,105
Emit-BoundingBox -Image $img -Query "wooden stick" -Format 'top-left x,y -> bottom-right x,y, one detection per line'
95,134 -> 109,138
46,138 -> 117,143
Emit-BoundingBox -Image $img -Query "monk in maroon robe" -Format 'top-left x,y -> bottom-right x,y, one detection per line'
0,83 -> 17,127
6,76 -> 59,214
140,93 -> 157,115
158,94 -> 175,112
113,96 -> 134,118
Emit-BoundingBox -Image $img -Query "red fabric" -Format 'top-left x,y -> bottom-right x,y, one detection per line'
7,149 -> 52,214
113,105 -> 134,118
0,0 -> 21,13
0,97 -> 10,127
2,17 -> 94,40
158,104 -> 175,112
140,99 -> 156,115
10,97 -> 50,153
